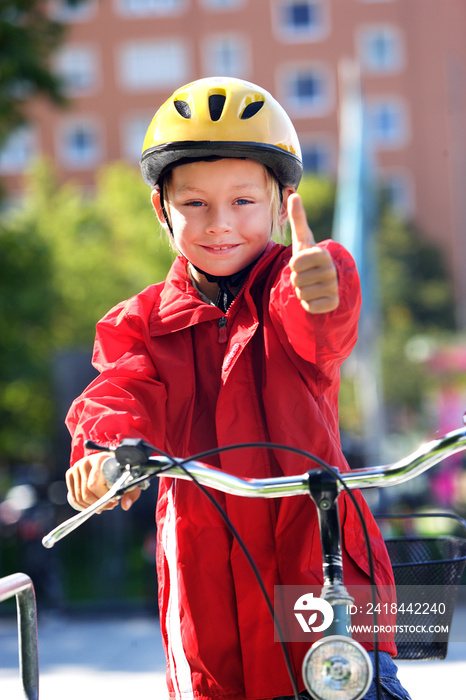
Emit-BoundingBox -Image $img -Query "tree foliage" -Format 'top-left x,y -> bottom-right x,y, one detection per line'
0,218 -> 56,461
376,208 -> 455,418
19,160 -> 174,348
0,1 -> 68,149
0,160 -> 173,466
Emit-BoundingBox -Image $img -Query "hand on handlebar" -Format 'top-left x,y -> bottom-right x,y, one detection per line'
65,452 -> 141,512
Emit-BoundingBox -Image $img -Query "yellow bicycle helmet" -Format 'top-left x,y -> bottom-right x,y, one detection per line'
140,76 -> 303,189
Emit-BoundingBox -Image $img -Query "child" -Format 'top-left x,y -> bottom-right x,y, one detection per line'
65,77 -> 411,700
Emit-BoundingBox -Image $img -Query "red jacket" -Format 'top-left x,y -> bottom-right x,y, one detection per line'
67,241 -> 396,700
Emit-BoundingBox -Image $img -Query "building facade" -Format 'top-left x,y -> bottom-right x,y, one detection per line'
2,0 -> 466,323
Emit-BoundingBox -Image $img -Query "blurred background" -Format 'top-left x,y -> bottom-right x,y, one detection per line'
0,0 -> 465,615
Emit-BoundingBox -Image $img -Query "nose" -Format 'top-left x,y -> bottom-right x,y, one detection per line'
205,204 -> 232,234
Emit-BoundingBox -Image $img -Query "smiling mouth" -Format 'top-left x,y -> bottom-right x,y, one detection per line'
204,244 -> 239,251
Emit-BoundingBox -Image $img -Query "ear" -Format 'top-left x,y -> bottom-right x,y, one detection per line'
150,187 -> 170,231
151,188 -> 167,226
278,186 -> 295,226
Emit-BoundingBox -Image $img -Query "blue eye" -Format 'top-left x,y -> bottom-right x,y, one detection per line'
236,198 -> 252,205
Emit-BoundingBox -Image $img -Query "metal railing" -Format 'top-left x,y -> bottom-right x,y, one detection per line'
0,573 -> 39,700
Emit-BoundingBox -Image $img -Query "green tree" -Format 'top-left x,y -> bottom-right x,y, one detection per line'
379,209 -> 455,330
0,1 -> 68,149
18,160 -> 174,349
0,218 -> 56,463
377,208 -> 455,416
0,160 -> 173,466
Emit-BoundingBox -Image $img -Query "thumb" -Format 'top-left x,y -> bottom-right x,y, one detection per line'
288,193 -> 316,256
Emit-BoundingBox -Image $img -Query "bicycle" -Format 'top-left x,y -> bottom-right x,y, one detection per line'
3,423 -> 466,700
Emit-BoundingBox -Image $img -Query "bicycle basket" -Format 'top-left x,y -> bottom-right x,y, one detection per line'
383,531 -> 466,660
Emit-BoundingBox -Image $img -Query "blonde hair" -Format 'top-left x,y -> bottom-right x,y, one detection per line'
264,167 -> 287,240
160,160 -> 287,240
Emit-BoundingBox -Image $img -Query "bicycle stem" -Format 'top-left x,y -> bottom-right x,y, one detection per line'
307,469 -> 354,636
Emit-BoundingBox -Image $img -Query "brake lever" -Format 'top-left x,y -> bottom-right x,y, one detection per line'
42,470 -> 135,549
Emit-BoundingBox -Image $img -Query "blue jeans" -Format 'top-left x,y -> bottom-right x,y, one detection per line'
273,651 -> 412,700
363,651 -> 412,700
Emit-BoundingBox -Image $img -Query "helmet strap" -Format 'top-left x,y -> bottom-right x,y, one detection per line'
158,184 -> 174,236
190,259 -> 258,313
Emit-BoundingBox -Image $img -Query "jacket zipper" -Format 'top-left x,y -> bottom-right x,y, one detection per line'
217,262 -> 260,344
218,317 -> 228,343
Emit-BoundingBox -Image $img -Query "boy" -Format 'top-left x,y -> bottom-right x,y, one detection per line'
65,77 -> 410,700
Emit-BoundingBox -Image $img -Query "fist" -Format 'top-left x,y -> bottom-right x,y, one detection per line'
288,193 -> 339,314
66,452 -> 141,512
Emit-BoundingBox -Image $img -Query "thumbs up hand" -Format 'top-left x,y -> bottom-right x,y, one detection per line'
288,193 -> 339,314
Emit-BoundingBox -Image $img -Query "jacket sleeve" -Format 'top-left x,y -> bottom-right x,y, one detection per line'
268,240 -> 361,387
66,296 -> 167,466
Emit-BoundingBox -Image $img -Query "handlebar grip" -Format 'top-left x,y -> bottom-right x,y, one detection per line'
102,456 -> 123,488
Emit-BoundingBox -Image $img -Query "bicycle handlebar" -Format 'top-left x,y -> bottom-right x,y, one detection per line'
340,425 -> 466,489
42,425 -> 466,549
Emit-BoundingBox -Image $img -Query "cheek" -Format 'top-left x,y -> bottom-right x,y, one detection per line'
166,215 -> 183,252
245,209 -> 273,241
171,222 -> 199,260
170,210 -> 190,240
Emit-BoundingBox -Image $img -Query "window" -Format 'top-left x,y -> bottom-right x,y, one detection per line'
119,40 -> 188,91
59,120 -> 102,168
0,127 -> 36,174
358,26 -> 404,74
202,35 -> 249,78
122,114 -> 153,163
368,98 -> 408,148
282,65 -> 332,116
202,0 -> 243,9
48,0 -> 97,22
54,46 -> 98,95
274,0 -> 328,42
301,139 -> 333,175
116,0 -> 186,15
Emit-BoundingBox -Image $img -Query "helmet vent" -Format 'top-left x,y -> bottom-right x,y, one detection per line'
209,94 -> 226,121
174,100 -> 192,119
240,101 -> 265,120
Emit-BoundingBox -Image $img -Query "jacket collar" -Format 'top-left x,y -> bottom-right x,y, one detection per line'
149,240 -> 283,336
